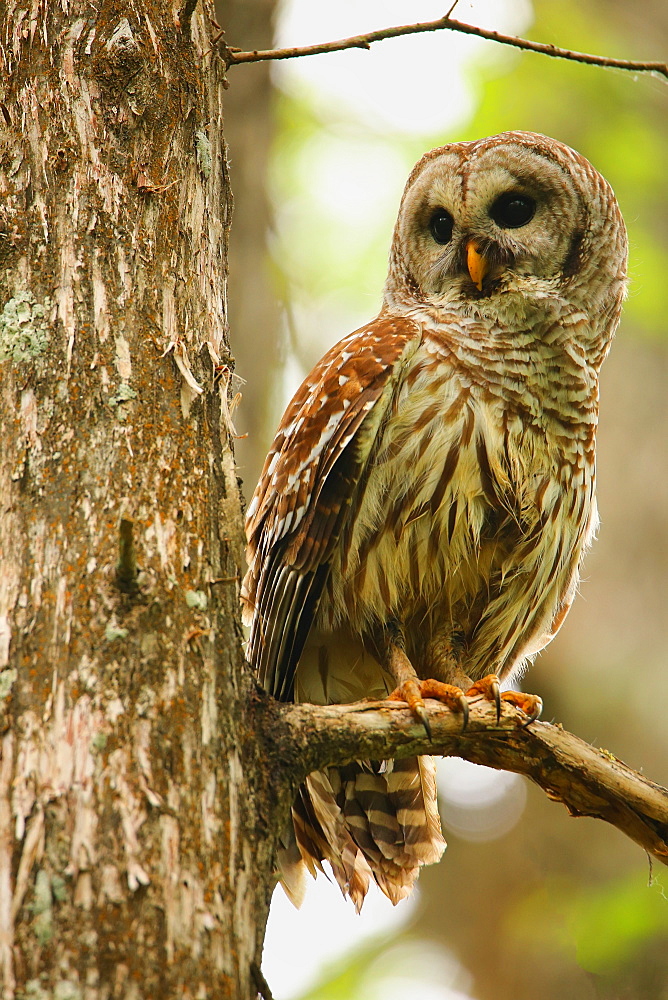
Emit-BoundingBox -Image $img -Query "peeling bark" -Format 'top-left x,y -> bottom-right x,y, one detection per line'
0,3 -> 280,997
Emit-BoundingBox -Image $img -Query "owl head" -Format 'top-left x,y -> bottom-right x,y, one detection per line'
384,132 -> 627,355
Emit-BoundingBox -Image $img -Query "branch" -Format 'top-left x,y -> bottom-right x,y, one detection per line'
272,695 -> 668,867
219,15 -> 668,81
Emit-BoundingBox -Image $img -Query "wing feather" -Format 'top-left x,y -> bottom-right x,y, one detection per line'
242,315 -> 422,700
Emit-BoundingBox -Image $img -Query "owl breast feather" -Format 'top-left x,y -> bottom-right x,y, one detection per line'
318,337 -> 597,684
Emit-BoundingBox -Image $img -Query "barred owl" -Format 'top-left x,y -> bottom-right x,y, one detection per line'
242,132 -> 627,910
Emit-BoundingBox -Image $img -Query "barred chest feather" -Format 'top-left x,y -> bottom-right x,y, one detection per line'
312,330 -> 598,687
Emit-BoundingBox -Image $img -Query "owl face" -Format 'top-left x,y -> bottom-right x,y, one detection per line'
386,132 -> 627,329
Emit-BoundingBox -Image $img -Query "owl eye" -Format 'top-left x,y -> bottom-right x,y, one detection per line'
490,193 -> 536,229
429,209 -> 454,244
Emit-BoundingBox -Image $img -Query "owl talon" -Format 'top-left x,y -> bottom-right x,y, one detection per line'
501,691 -> 543,726
387,675 -> 431,736
491,680 -> 501,722
458,693 -> 470,732
466,673 -> 502,722
415,703 -> 433,741
489,690 -> 544,727
387,675 -> 470,735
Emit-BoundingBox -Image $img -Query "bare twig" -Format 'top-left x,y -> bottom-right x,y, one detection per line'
251,962 -> 274,1000
272,695 -> 668,866
218,15 -> 668,81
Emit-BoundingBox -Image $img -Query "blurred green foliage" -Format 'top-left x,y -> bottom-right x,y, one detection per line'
291,930 -> 394,1000
510,871 -> 668,974
293,930 -> 471,1000
270,93 -> 413,337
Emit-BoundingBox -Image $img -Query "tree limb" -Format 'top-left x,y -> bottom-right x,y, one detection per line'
218,15 -> 668,82
269,695 -> 668,866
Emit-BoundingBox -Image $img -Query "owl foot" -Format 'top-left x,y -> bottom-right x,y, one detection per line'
465,673 -> 502,721
466,674 -> 542,725
383,631 -> 469,737
387,677 -> 469,740
499,689 -> 543,726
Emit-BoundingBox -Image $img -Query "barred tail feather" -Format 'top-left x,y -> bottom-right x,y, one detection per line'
407,757 -> 446,862
276,837 -> 308,909
279,756 -> 446,911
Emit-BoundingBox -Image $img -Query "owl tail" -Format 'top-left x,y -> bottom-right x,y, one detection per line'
278,755 -> 446,912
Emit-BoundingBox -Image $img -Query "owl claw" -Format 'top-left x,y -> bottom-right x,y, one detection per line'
414,703 -> 433,741
386,676 -> 431,738
458,693 -> 470,732
465,674 -> 502,722
492,680 -> 501,722
528,697 -> 543,724
499,690 -> 543,725
509,693 -> 543,726
466,676 -> 543,727
387,676 -> 469,736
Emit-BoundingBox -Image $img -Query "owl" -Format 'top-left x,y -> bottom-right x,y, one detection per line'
242,132 -> 628,910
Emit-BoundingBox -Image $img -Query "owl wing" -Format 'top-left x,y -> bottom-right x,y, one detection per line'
242,314 -> 422,701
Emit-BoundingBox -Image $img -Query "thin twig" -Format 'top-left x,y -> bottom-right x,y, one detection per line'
218,15 -> 668,81
251,962 -> 274,1000
272,695 -> 668,866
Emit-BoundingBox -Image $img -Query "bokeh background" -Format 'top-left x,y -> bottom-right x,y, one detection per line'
218,1 -> 668,997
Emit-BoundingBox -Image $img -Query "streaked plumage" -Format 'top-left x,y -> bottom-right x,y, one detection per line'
242,132 -> 627,910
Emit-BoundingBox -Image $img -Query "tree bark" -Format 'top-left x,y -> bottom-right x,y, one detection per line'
0,3 -> 280,997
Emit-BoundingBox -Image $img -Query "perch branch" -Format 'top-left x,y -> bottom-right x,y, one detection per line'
271,694 -> 668,866
219,15 -> 668,81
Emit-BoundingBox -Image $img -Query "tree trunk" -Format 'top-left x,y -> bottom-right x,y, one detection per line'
0,3 -> 278,996
215,0 -> 284,489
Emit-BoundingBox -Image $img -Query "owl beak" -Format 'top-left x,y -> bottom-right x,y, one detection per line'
466,241 -> 490,291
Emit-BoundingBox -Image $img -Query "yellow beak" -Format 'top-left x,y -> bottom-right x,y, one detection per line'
466,241 -> 489,291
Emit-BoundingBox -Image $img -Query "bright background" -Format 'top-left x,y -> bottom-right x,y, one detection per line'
219,1 -> 668,997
